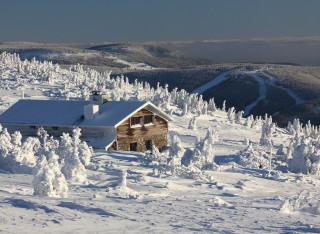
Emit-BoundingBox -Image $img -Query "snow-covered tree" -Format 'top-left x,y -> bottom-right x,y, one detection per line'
11,131 -> 22,146
239,143 -> 268,169
37,127 -> 49,148
56,132 -> 73,164
78,141 -> 93,167
19,137 -> 40,166
222,100 -> 226,112
33,152 -> 68,198
288,138 -> 320,175
61,144 -> 87,183
168,136 -> 185,176
141,144 -> 167,166
181,103 -> 188,116
188,117 -> 197,130
208,98 -> 217,112
235,111 -> 244,125
72,128 -> 93,167
0,129 -> 39,171
184,128 -> 219,171
260,117 -> 275,145
227,107 -> 235,123
245,115 -> 254,128
46,151 -> 68,197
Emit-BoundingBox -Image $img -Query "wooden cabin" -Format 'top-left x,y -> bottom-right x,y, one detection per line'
0,91 -> 172,152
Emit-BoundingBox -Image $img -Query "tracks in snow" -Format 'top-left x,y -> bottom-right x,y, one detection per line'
192,69 -> 304,116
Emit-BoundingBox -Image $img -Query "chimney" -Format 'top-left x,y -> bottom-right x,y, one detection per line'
90,90 -> 108,105
84,104 -> 99,120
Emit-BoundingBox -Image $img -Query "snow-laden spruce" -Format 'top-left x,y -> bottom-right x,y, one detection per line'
188,117 -> 197,130
239,143 -> 268,169
62,145 -> 87,183
33,152 -> 68,198
287,136 -> 320,175
260,115 -> 275,145
0,126 -> 40,172
141,144 -> 167,167
168,135 -> 185,176
185,127 -> 219,170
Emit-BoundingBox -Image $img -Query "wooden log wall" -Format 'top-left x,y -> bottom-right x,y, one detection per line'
116,108 -> 169,152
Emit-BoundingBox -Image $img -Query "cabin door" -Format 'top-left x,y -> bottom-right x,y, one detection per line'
145,140 -> 152,151
130,142 -> 138,151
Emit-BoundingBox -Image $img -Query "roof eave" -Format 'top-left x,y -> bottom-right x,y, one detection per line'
114,101 -> 172,128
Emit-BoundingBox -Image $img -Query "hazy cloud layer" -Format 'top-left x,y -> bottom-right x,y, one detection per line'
160,37 -> 320,66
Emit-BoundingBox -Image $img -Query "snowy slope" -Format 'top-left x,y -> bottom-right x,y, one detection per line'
0,53 -> 319,233
0,112 -> 319,233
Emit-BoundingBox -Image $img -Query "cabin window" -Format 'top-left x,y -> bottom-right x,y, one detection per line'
51,126 -> 59,130
143,115 -> 154,125
130,116 -> 142,127
145,140 -> 152,151
130,142 -> 138,151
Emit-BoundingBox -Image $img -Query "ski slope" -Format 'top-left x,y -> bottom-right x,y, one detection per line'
244,70 -> 304,115
192,71 -> 230,94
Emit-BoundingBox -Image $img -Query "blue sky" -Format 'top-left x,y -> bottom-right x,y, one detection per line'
1,0 -> 320,43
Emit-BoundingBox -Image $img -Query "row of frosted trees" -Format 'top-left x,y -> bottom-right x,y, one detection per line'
0,124 -> 93,198
1,52 -> 319,176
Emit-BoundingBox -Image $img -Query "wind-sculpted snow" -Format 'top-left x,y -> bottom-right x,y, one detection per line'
57,201 -> 117,217
4,198 -> 57,213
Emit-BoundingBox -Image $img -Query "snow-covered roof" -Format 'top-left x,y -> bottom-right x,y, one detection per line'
83,135 -> 115,149
0,99 -> 172,127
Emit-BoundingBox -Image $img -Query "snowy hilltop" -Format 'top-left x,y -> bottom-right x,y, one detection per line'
0,52 -> 319,233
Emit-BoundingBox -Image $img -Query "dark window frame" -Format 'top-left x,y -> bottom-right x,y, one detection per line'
130,116 -> 143,127
143,115 -> 155,125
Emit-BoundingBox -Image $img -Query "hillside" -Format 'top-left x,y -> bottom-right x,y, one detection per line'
0,53 -> 320,233
0,42 -> 212,72
2,42 -> 320,125
88,43 -> 212,68
121,64 -> 320,127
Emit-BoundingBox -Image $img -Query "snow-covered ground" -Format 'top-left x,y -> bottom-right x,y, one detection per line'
0,54 -> 319,233
0,112 -> 319,233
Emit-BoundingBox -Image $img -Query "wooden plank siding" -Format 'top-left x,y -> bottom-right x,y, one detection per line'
116,108 -> 168,152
